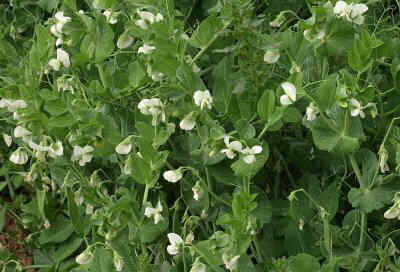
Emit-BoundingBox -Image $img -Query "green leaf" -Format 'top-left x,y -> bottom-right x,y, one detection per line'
89,247 -> 114,272
128,154 -> 153,185
53,237 -> 83,263
235,119 -> 256,140
311,109 -> 364,153
212,56 -> 234,114
231,143 -> 269,178
189,15 -> 224,49
348,186 -> 393,213
312,74 -> 337,111
289,253 -> 320,272
39,216 -> 74,244
176,63 -> 205,94
128,61 -> 146,88
92,17 -> 115,63
48,113 -> 76,128
67,189 -> 84,234
44,100 -> 68,116
257,91 -> 276,121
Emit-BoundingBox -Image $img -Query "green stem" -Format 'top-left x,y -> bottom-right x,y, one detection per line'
190,22 -> 231,65
142,184 -> 150,207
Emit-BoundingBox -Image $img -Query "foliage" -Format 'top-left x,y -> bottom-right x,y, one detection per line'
1,0 -> 400,271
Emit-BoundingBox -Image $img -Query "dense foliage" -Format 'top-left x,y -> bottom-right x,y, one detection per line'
1,0 -> 400,271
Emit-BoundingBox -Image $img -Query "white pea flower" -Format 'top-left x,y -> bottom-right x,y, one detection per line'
0,99 -> 27,112
179,113 -> 196,131
10,148 -> 29,165
48,58 -> 61,71
115,136 -> 134,155
3,134 -> 12,147
86,204 -> 94,215
71,145 -> 94,166
50,11 -> 71,38
221,136 -> 243,159
163,169 -> 183,183
185,232 -> 194,244
144,201 -> 163,224
378,146 -> 389,173
135,10 -> 164,29
280,82 -> 297,106
305,102 -> 319,121
333,1 -> 368,25
113,253 -> 124,271
55,11 -> 71,25
14,126 -> 31,138
103,9 -> 118,24
192,181 -> 204,201
117,33 -> 134,49
166,233 -> 184,255
222,254 -> 240,271
193,90 -> 213,110
263,49 -> 280,64
57,77 -> 74,93
137,98 -> 165,125
56,37 -> 63,46
57,48 -> 71,68
76,249 -> 93,265
190,259 -> 207,272
48,141 -> 64,158
349,98 -> 365,118
242,145 -> 263,164
138,44 -> 155,54
146,65 -> 164,82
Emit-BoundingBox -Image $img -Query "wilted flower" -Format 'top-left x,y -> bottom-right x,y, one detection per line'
280,82 -> 297,106
179,113 -> 196,131
48,141 -> 64,157
193,90 -> 213,110
192,181 -> 204,201
76,248 -> 93,265
384,193 -> 400,220
103,9 -> 118,24
163,169 -> 183,183
305,102 -> 319,121
304,29 -> 326,42
138,44 -> 156,54
113,252 -> 124,271
270,12 -> 286,27
222,253 -> 240,271
71,145 -> 94,166
242,145 -> 263,164
378,146 -> 389,173
3,133 -> 12,147
9,148 -> 29,165
115,136 -> 134,155
144,201 -> 163,224
166,233 -> 184,255
263,49 -> 280,64
221,136 -> 243,159
333,1 -> 368,25
117,32 -> 134,49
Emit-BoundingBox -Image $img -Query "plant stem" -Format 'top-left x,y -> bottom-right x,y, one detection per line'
142,184 -> 150,207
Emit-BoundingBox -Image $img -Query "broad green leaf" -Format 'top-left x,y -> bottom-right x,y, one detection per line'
348,186 -> 393,213
176,63 -> 205,94
257,91 -> 276,121
129,61 -> 146,88
189,15 -> 224,49
53,237 -> 83,263
289,253 -> 320,271
39,216 -> 74,244
128,154 -> 153,185
48,113 -> 76,128
311,109 -> 364,153
312,74 -> 337,111
67,189 -> 84,234
44,100 -> 68,116
212,56 -> 234,114
89,247 -> 114,272
235,119 -> 256,140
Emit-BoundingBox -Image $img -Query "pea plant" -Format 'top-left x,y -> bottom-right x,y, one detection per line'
1,0 -> 400,271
